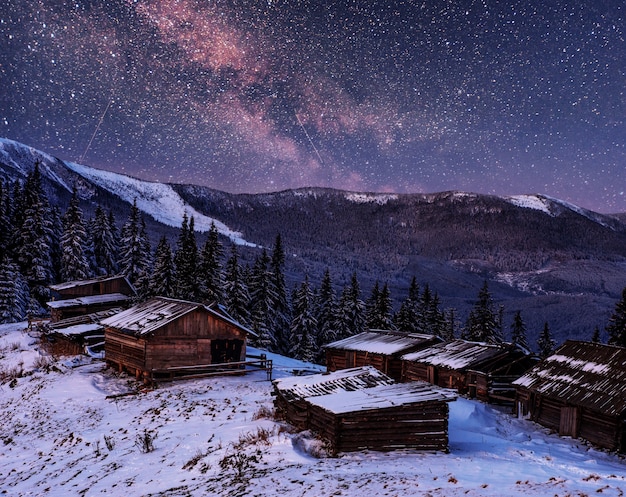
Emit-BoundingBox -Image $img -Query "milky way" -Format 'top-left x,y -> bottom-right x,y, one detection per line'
1,1 -> 624,212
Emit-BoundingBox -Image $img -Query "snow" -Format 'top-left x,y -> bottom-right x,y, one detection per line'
345,192 -> 398,204
1,321 -> 625,496
504,195 -> 554,215
64,161 -> 256,246
325,331 -> 436,355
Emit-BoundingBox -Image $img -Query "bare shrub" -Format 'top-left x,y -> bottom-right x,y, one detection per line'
103,435 -> 116,451
252,405 -> 274,421
234,427 -> 274,450
134,429 -> 158,453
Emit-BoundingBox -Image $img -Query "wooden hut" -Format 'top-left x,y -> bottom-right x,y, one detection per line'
513,341 -> 626,452
307,382 -> 456,454
49,275 -> 136,299
402,339 -> 534,400
47,293 -> 132,322
273,365 -> 395,430
324,330 -> 442,381
102,297 -> 252,381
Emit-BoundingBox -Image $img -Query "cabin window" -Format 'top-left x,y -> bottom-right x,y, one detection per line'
211,339 -> 243,364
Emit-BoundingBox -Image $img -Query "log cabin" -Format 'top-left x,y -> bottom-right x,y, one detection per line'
102,297 -> 253,382
50,275 -> 136,299
324,330 -> 442,381
513,340 -> 626,452
402,339 -> 535,401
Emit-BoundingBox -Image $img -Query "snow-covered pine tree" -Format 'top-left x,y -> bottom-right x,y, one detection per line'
60,188 -> 92,282
394,276 -> 420,333
591,326 -> 601,343
365,280 -> 381,329
336,272 -> 366,339
119,198 -> 152,287
314,268 -> 338,361
606,287 -> 626,347
172,213 -> 199,301
425,293 -> 446,338
510,310 -> 530,351
442,308 -> 458,341
148,236 -> 174,298
269,234 -> 291,354
537,322 -> 556,358
464,281 -> 501,344
248,249 -> 277,350
289,276 -> 318,362
223,245 -> 250,326
199,222 -> 224,305
90,205 -> 119,276
0,179 -> 13,259
15,162 -> 55,302
0,257 -> 30,323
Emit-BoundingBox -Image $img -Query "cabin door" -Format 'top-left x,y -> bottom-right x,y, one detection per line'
427,365 -> 438,385
211,339 -> 243,364
559,406 -> 580,438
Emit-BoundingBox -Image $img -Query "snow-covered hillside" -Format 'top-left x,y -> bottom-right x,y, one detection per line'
0,322 -> 624,497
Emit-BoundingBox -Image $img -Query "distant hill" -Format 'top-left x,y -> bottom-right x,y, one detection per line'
2,137 -> 626,347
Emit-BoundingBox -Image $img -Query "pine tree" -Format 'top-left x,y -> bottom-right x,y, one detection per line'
15,162 -> 55,302
119,199 -> 152,286
148,236 -> 174,298
464,281 -> 501,344
223,245 -> 250,325
91,206 -> 119,275
0,257 -> 30,324
199,222 -> 224,304
365,281 -> 381,329
248,250 -> 277,350
394,276 -> 420,333
591,326 -> 601,343
442,308 -> 458,341
336,272 -> 366,339
365,281 -> 395,330
173,213 -> 199,301
289,276 -> 318,362
269,234 -> 291,354
315,269 -> 338,361
510,310 -> 530,351
425,293 -> 446,337
0,179 -> 14,259
537,322 -> 556,358
606,287 -> 626,347
60,188 -> 92,282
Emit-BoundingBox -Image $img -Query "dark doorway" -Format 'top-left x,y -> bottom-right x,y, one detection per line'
211,339 -> 243,364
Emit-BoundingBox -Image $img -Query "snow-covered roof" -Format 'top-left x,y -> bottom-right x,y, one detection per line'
100,296 -> 254,337
308,381 -> 456,415
272,366 -> 394,402
513,340 -> 626,416
52,323 -> 103,337
402,339 -> 516,370
325,330 -> 440,355
49,275 -> 132,292
47,293 -> 132,309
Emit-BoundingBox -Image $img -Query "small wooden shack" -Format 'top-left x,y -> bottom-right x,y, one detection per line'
47,293 -> 132,322
307,382 -> 456,454
402,339 -> 534,400
324,330 -> 442,381
273,365 -> 395,430
513,341 -> 626,452
49,275 -> 136,299
102,297 -> 252,381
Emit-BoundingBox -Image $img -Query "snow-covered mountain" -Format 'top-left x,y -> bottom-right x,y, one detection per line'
1,321 -> 625,497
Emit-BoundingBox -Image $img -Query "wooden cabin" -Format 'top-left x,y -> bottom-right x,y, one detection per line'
50,275 -> 136,299
47,293 -> 132,322
324,330 -> 442,381
273,365 -> 395,430
307,382 -> 456,454
102,297 -> 252,382
513,341 -> 626,452
402,339 -> 534,401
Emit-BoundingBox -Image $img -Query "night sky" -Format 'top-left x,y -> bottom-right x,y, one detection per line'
1,1 -> 625,213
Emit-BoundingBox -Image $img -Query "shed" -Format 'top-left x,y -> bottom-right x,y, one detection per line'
513,341 -> 626,452
50,275 -> 136,299
307,382 -> 456,454
273,366 -> 395,430
47,293 -> 133,322
402,339 -> 534,400
102,297 -> 252,381
324,330 -> 442,381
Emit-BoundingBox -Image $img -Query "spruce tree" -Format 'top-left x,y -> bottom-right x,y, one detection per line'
315,268 -> 338,361
510,310 -> 530,351
289,276 -> 318,362
606,287 -> 626,347
148,236 -> 174,298
537,322 -> 556,358
60,188 -> 91,282
336,272 -> 366,339
0,257 -> 30,324
173,213 -> 199,300
394,276 -> 420,333
91,206 -> 119,275
442,308 -> 458,341
199,222 -> 224,304
119,199 -> 152,286
269,234 -> 291,354
365,281 -> 381,329
223,245 -> 250,325
248,250 -> 277,350
0,179 -> 13,259
591,326 -> 601,343
465,281 -> 500,344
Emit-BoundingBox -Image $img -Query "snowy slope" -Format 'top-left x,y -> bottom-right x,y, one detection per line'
1,322 -> 624,497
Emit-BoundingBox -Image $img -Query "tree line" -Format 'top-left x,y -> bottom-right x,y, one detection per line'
2,163 -> 625,360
